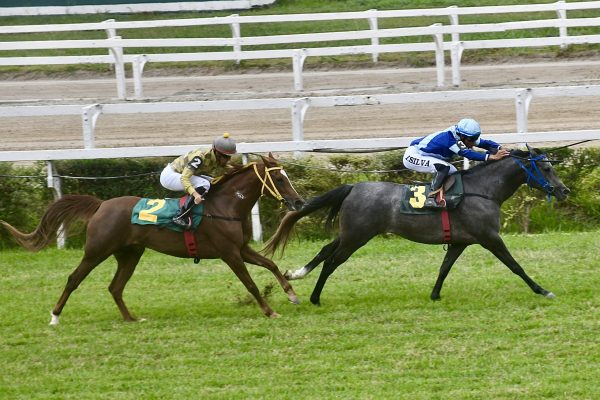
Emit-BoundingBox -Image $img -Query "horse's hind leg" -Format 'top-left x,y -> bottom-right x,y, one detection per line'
110,246 -> 145,322
482,236 -> 554,298
310,239 -> 365,306
285,237 -> 340,280
430,244 -> 467,301
240,245 -> 300,305
50,253 -> 111,325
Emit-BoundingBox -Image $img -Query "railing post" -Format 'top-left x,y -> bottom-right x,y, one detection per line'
47,161 -> 65,249
432,23 -> 445,87
108,36 -> 126,100
515,88 -> 533,134
242,153 -> 262,242
291,98 -> 310,158
450,41 -> 464,87
292,49 -> 308,91
367,9 -> 379,63
447,5 -> 460,43
555,0 -> 568,49
132,55 -> 148,99
229,14 -> 242,64
81,104 -> 102,149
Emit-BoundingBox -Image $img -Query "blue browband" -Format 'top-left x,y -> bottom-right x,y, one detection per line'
512,154 -> 555,201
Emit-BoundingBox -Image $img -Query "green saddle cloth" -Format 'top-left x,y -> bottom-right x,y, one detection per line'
131,197 -> 204,232
398,174 -> 464,215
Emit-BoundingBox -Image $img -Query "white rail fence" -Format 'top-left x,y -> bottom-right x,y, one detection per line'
0,1 -> 276,16
2,1 -> 600,99
2,85 -> 600,155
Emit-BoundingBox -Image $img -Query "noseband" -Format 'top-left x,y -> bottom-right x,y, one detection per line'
252,163 -> 284,201
512,154 -> 555,201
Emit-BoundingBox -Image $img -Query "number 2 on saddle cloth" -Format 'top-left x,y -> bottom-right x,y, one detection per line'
131,196 -> 205,262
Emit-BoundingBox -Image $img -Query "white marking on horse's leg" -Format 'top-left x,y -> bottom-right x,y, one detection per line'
288,266 -> 310,280
49,312 -> 60,326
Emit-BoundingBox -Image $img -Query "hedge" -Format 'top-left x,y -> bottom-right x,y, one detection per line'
0,147 -> 598,248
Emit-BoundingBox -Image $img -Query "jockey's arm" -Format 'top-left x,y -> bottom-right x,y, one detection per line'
476,138 -> 502,152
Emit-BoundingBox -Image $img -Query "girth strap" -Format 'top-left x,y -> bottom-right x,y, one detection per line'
441,209 -> 451,243
179,197 -> 200,263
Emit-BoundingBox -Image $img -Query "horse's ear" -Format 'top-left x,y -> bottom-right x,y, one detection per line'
526,143 -> 537,156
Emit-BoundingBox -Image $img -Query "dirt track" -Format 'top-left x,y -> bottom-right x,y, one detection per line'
1,60 -> 599,152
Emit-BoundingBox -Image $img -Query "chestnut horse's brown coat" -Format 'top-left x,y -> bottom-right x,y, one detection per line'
2,155 -> 304,324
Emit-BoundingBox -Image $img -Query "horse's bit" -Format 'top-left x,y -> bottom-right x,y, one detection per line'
512,154 -> 555,201
252,163 -> 284,201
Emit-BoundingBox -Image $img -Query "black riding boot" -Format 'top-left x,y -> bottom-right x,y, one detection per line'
172,187 -> 206,229
424,164 -> 450,209
172,195 -> 195,229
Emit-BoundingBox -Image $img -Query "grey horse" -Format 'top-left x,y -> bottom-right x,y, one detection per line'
263,147 -> 570,305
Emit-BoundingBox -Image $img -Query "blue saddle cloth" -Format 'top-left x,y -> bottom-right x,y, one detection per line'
398,174 -> 464,215
131,197 -> 204,232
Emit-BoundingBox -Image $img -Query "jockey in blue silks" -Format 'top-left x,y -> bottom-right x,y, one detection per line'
403,118 -> 510,208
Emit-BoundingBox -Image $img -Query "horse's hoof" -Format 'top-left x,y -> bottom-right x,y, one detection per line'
288,295 -> 301,305
269,312 -> 281,319
284,270 -> 293,280
545,292 -> 556,299
431,296 -> 441,302
49,312 -> 59,326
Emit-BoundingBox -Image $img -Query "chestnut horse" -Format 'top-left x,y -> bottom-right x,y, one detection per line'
1,154 -> 304,324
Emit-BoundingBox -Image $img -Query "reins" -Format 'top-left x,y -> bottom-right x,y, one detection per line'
462,152 -> 557,203
200,162 -> 285,222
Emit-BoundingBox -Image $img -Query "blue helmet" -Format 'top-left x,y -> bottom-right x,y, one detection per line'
455,118 -> 481,138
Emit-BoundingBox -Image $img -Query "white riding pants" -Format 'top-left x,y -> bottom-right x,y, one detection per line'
403,146 -> 458,175
160,164 -> 212,193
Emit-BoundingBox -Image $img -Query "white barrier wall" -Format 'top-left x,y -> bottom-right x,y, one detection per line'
0,1 -> 276,16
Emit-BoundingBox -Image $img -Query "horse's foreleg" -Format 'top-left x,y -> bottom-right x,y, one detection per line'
240,245 -> 300,305
430,244 -> 467,301
223,254 -> 279,318
482,237 -> 554,298
50,254 -> 109,325
110,247 -> 145,322
285,237 -> 340,280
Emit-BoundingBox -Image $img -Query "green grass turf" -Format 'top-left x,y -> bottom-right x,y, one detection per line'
1,231 -> 598,399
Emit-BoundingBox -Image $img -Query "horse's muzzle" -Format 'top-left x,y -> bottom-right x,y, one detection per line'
286,198 -> 306,211
554,186 -> 571,201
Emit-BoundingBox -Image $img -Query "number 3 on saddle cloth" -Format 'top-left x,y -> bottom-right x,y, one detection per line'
400,174 -> 464,215
131,196 -> 204,262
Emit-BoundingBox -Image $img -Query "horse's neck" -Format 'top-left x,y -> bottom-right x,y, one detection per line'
209,167 -> 264,215
464,158 -> 526,204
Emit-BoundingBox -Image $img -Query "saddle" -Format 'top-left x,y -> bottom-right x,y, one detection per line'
131,197 -> 204,232
398,173 -> 464,215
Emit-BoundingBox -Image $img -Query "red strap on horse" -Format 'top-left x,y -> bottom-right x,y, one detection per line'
441,209 -> 451,243
179,197 -> 199,259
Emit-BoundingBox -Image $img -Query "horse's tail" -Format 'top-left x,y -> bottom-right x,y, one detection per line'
262,184 -> 354,257
0,195 -> 102,252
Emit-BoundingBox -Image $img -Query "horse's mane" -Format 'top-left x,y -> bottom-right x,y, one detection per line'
210,162 -> 255,187
460,149 -> 529,175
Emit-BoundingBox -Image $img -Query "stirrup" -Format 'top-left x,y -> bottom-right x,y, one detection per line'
424,197 -> 445,209
172,215 -> 192,230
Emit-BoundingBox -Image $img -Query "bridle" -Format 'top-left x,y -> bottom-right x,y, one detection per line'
511,153 -> 557,201
252,163 -> 284,202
